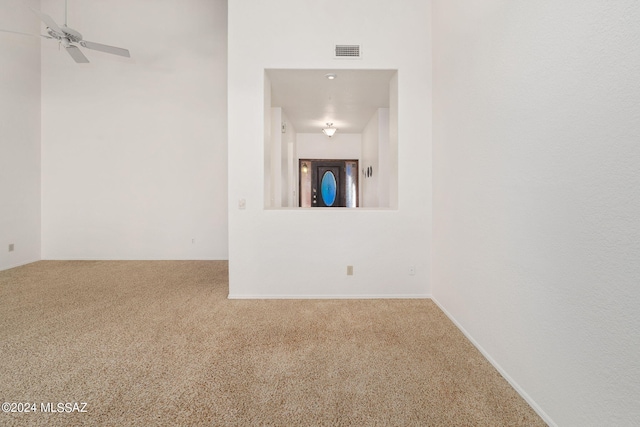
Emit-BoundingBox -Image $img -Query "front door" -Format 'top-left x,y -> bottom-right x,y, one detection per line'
312,161 -> 345,207
299,159 -> 358,207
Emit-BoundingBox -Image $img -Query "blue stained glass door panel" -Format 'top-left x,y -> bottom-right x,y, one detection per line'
315,164 -> 342,207
321,171 -> 337,206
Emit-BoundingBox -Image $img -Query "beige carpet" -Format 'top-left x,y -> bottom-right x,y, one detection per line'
0,261 -> 545,426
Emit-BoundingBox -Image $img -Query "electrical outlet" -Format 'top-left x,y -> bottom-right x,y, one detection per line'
8,243 -> 14,252
347,265 -> 353,276
408,266 -> 415,276
239,199 -> 246,210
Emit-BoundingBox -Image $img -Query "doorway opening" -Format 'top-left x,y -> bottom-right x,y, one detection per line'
299,159 -> 358,207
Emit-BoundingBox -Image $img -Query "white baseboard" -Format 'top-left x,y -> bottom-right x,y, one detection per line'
0,258 -> 41,272
228,293 -> 431,300
430,297 -> 556,427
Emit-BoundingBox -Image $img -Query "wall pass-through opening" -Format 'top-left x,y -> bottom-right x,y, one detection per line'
264,69 -> 398,209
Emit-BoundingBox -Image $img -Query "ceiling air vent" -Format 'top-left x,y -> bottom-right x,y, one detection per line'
334,44 -> 362,59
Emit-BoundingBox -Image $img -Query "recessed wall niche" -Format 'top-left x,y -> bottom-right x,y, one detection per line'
264,69 -> 398,209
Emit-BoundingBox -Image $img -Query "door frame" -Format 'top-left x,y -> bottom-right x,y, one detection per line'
299,159 -> 359,208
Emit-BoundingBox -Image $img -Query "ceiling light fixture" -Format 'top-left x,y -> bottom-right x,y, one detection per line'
324,73 -> 337,80
322,123 -> 337,137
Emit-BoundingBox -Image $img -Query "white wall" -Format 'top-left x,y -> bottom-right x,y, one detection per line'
388,73 -> 398,208
432,1 -> 640,426
228,0 -> 431,298
269,107 -> 283,208
361,108 -> 391,208
266,108 -> 297,208
41,0 -> 228,260
265,108 -> 298,208
0,0 -> 41,271
296,133 -> 361,162
361,111 -> 379,207
264,73 -> 272,208
281,112 -> 296,207
377,108 -> 390,207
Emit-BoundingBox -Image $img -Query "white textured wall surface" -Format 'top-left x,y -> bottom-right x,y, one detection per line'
432,1 -> 640,426
282,114 -> 298,207
361,108 -> 391,208
228,0 -> 431,298
377,108 -> 390,207
41,0 -> 228,260
296,133 -> 362,164
388,73 -> 398,208
361,110 -> 379,208
0,0 -> 41,271
269,107 -> 283,208
264,74 -> 272,208
281,112 -> 295,207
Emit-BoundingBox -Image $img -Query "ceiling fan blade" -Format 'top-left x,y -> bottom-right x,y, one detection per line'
0,28 -> 53,39
29,7 -> 63,34
65,45 -> 89,63
80,40 -> 130,58
0,28 -> 32,37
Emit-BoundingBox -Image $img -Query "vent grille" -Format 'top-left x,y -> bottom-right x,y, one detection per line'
335,44 -> 361,58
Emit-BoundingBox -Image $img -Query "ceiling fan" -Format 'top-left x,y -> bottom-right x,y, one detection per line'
1,0 -> 130,63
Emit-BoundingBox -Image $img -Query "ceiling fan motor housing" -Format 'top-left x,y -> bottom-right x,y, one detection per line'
47,25 -> 82,43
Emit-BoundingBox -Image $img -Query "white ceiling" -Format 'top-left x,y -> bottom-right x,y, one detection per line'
266,69 -> 397,134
